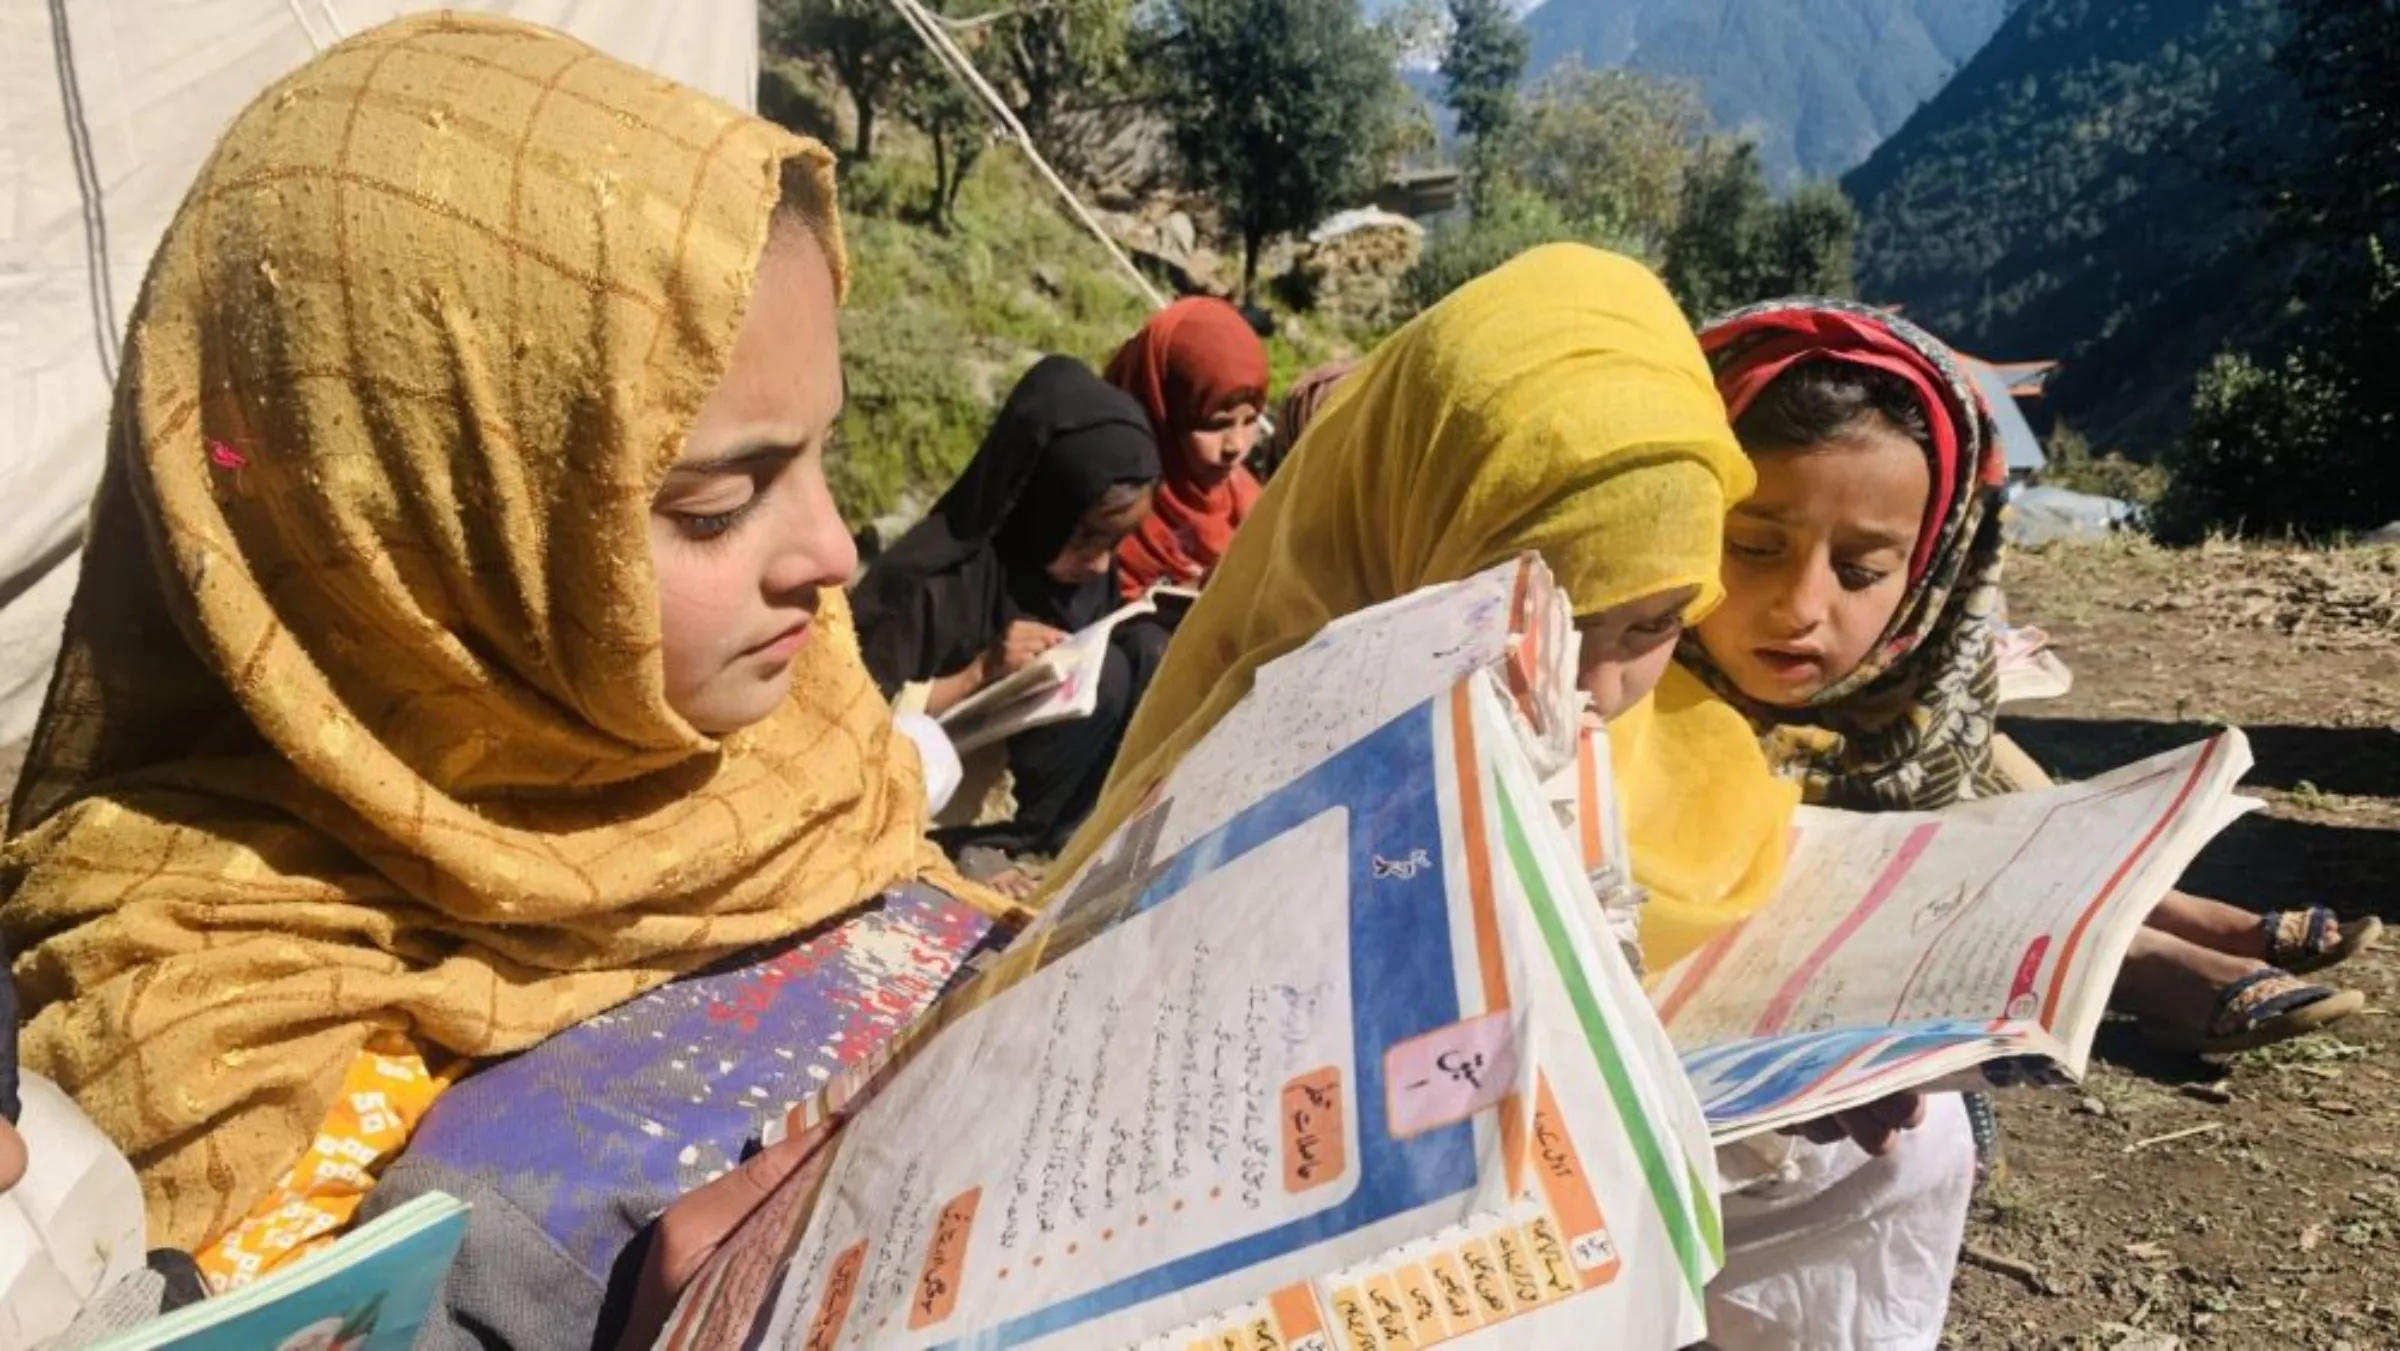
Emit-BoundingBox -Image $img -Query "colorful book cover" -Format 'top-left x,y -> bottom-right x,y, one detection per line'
83,1193 -> 465,1351
389,884 -> 1001,1285
665,677 -> 1716,1348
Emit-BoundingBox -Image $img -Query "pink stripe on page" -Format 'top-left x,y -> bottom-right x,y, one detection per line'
1751,822 -> 1942,1038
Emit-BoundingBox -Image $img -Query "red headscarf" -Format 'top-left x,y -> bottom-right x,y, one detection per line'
1702,305 -> 2006,588
1103,298 -> 1271,597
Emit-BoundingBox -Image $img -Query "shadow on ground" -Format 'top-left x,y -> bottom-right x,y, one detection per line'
2003,717 -> 2400,798
2002,716 -> 2400,921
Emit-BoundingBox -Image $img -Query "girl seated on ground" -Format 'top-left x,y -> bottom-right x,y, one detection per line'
1044,245 -> 1973,1351
0,16 -> 1016,1346
853,356 -> 1163,866
1103,296 -> 1271,598
1684,298 -> 2374,1056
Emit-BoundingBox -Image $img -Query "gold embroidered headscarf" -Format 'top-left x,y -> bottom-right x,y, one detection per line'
1,13 -> 981,1251
1044,244 -> 1796,971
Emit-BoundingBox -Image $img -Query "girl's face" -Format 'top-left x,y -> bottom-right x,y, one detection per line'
1576,585 -> 1701,720
1696,417 -> 1928,706
1174,401 -> 1261,486
1047,485 -> 1157,585
650,227 -> 857,736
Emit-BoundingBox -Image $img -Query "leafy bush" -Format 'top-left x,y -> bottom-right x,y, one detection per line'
1663,142 -> 1857,319
826,153 -> 1153,522
2153,350 -> 2362,543
2039,422 -> 2169,506
1394,186 -> 1636,319
2154,236 -> 2400,543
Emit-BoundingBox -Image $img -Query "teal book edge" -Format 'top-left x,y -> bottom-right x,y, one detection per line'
85,1192 -> 466,1351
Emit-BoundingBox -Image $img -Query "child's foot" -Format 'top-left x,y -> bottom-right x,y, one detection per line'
2146,893 -> 2379,973
2116,927 -> 2363,1055
2262,909 -> 2382,975
2142,968 -> 2363,1057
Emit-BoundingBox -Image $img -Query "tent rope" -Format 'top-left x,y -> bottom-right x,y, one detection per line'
880,0 -> 1168,310
282,0 -> 329,49
45,0 -> 120,386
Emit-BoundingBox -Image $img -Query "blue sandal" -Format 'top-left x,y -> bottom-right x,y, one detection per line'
2264,909 -> 2381,976
2148,967 -> 2364,1056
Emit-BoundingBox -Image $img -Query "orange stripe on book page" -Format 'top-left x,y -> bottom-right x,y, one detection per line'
1530,1075 -> 1621,1288
1446,684 -> 1511,1013
1499,1087 -> 1527,1202
1270,1283 -> 1332,1343
1651,914 -> 1752,1029
2041,740 -> 2221,1024
1575,728 -> 1605,870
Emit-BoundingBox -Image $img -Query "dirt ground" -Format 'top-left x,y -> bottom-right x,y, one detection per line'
1948,538 -> 2400,1350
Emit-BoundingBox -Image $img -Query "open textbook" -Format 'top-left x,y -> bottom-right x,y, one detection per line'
656,554 -> 2262,1346
1651,730 -> 2255,1139
939,586 -> 1200,755
659,557 -> 1724,1349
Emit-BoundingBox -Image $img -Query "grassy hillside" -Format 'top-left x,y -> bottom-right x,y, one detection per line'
770,64 -> 1360,523
1844,0 -> 2307,454
829,154 -> 1158,521
1520,0 -> 2013,184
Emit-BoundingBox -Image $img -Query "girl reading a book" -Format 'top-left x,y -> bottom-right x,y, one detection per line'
1047,246 -> 1983,1351
1058,245 -> 1797,955
854,356 -> 1164,862
0,15 -> 1019,1342
1104,297 -> 1272,598
1683,298 -> 2372,1057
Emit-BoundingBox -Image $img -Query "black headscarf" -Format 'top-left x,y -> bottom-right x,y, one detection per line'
854,357 -> 1159,695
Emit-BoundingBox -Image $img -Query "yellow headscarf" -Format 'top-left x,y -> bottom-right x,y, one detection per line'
1044,244 -> 1796,971
0,14 -> 985,1251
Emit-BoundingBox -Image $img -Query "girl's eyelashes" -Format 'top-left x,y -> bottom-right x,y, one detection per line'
659,468 -> 775,543
1835,562 -> 1891,591
1629,611 -> 1685,638
1725,538 -> 1778,562
655,435 -> 826,543
671,498 -> 761,541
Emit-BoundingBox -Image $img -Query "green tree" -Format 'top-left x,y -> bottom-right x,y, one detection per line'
992,0 -> 1135,143
2162,0 -> 2400,539
1148,0 -> 1404,298
2158,344 -> 2363,542
1661,139 -> 1774,315
2268,0 -> 2399,251
1495,62 -> 1703,257
1441,0 -> 1527,195
763,0 -> 917,160
1758,180 -> 1859,298
892,42 -> 988,228
1396,179 -> 1637,316
1662,140 -> 1857,317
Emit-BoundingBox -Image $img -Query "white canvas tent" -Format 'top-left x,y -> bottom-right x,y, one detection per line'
1,0 -> 760,773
